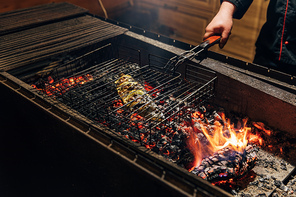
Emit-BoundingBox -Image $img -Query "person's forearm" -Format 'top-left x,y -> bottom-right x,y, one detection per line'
219,1 -> 237,19
223,0 -> 253,19
203,1 -> 237,48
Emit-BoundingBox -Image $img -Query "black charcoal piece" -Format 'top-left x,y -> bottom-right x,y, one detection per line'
274,180 -> 282,188
191,144 -> 258,182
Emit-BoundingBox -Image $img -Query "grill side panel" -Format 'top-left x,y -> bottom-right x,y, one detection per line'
0,2 -> 88,36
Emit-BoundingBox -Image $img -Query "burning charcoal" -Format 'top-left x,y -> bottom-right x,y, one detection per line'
121,130 -> 129,136
195,165 -> 203,171
206,118 -> 215,124
196,132 -> 206,141
168,145 -> 178,153
218,149 -> 226,156
227,167 -> 234,175
150,138 -> 156,144
198,172 -> 207,179
156,143 -> 163,149
213,111 -> 222,121
220,166 -> 227,171
124,134 -> 129,139
220,160 -> 228,166
139,129 -> 148,134
172,139 -> 182,146
160,138 -> 167,145
206,158 -> 213,165
210,157 -> 219,163
201,160 -> 210,168
117,127 -> 125,133
199,106 -> 206,113
191,145 -> 258,182
204,167 -> 210,173
169,95 -> 176,101
151,146 -> 160,153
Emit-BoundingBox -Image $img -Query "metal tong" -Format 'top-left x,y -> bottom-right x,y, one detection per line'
164,35 -> 221,73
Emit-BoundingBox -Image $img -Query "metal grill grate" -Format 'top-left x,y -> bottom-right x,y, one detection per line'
32,43 -> 216,161
0,2 -> 88,36
0,13 -> 128,73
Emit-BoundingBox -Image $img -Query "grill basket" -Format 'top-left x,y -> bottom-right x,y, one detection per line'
32,42 -> 217,161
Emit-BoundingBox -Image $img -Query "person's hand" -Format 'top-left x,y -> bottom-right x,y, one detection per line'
203,1 -> 236,48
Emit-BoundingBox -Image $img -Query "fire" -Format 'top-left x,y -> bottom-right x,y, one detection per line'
253,122 -> 271,136
144,82 -> 160,97
33,71 -> 281,185
280,147 -> 283,154
31,74 -> 93,96
188,112 -> 252,170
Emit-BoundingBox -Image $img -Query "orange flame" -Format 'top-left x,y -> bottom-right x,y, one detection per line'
188,112 -> 251,169
253,122 -> 271,136
187,132 -> 204,168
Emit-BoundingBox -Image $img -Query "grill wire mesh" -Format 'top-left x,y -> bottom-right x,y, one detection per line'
32,42 -> 217,161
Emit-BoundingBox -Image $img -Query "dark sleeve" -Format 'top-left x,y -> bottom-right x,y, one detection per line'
221,0 -> 253,19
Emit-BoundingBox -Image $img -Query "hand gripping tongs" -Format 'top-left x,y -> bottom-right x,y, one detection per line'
163,35 -> 221,73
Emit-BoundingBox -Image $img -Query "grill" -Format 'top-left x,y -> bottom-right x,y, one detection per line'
1,3 -> 296,197
31,42 -> 216,159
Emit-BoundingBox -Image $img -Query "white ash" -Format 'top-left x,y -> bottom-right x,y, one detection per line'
270,174 -> 296,197
236,149 -> 295,197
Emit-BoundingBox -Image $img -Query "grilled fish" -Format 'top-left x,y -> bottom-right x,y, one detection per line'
115,74 -> 164,121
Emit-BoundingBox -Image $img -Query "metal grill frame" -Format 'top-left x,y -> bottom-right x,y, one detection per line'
31,42 -> 217,162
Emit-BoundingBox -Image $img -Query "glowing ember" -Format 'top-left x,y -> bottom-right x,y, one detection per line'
253,122 -> 272,136
188,112 -> 251,168
185,109 -> 266,183
31,74 -> 93,96
32,73 -> 273,184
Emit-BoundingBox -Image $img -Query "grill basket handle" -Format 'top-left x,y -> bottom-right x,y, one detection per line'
164,35 -> 221,74
199,35 -> 221,50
